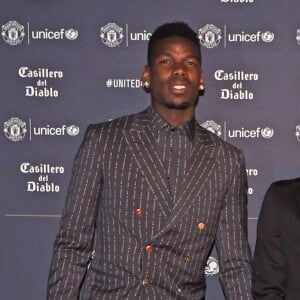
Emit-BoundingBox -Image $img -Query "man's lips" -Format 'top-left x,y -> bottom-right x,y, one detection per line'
168,80 -> 189,93
173,85 -> 186,90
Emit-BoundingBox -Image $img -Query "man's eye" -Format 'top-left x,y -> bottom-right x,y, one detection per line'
159,59 -> 169,64
187,61 -> 198,67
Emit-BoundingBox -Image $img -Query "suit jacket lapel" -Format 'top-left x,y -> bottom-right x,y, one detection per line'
150,124 -> 220,241
123,113 -> 173,217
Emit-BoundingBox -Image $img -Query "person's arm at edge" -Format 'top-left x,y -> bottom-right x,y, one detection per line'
252,183 -> 286,299
215,150 -> 252,300
47,124 -> 103,299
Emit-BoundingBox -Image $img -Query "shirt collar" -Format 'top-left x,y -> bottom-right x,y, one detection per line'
146,105 -> 195,141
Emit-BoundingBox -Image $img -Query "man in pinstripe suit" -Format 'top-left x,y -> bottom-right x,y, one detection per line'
48,22 -> 252,299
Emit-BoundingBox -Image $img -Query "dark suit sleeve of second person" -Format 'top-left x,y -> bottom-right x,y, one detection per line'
215,150 -> 252,300
252,183 -> 286,300
47,124 -> 103,300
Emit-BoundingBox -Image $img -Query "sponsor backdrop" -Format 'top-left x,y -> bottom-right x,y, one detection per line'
1,0 -> 300,299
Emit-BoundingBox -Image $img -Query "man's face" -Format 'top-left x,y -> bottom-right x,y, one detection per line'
143,36 -> 204,112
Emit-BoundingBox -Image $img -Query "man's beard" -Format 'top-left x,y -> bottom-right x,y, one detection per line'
165,102 -> 189,110
165,99 -> 198,110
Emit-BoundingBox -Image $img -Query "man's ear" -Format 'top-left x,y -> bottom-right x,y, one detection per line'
141,65 -> 151,92
198,73 -> 205,95
200,73 -> 205,87
141,65 -> 150,83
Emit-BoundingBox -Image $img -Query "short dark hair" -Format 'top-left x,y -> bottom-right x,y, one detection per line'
147,22 -> 201,65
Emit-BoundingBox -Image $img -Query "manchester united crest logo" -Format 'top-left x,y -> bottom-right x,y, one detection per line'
205,256 -> 219,276
100,23 -> 124,47
201,120 -> 222,137
4,117 -> 27,141
198,24 -> 222,49
2,21 -> 25,46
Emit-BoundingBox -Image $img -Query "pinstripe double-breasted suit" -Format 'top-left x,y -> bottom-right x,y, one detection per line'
48,107 -> 252,299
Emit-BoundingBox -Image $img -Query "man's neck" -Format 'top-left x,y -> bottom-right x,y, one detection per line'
151,104 -> 194,127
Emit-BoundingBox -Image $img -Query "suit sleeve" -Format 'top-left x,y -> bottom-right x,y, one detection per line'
252,183 -> 286,299
47,125 -> 103,299
215,151 -> 253,300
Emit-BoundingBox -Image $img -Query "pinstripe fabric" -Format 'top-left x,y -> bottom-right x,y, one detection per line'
47,107 -> 252,300
148,106 -> 194,199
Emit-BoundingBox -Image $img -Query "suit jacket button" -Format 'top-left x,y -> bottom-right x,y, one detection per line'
134,208 -> 143,216
184,256 -> 191,263
145,245 -> 154,253
142,278 -> 149,286
198,222 -> 206,230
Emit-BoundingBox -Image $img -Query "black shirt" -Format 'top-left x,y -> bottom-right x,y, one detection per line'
147,105 -> 195,199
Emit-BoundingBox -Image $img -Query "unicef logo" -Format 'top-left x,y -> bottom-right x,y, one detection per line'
2,21 -> 25,46
295,125 -> 300,142
66,125 -> 80,136
4,117 -> 27,141
65,28 -> 78,40
198,24 -> 222,49
201,120 -> 222,137
296,30 -> 300,46
261,31 -> 274,43
100,23 -> 124,47
205,256 -> 219,276
261,127 -> 274,139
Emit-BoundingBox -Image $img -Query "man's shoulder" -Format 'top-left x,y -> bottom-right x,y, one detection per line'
263,177 -> 300,209
269,177 -> 300,195
87,110 -> 146,133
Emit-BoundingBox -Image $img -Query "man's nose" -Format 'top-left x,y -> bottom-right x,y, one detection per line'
171,62 -> 187,76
